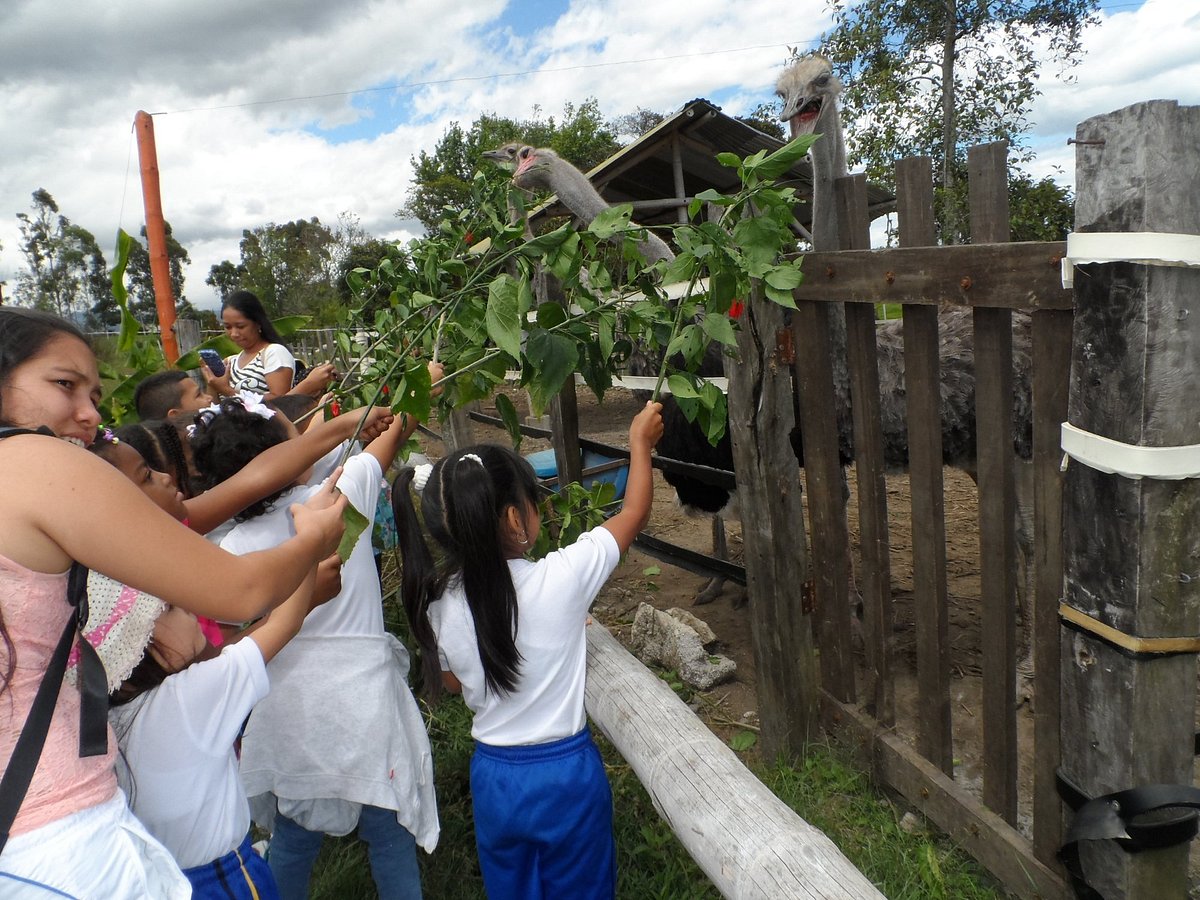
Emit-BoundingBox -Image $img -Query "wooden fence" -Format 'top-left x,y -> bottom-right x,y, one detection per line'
728,140 -> 1074,899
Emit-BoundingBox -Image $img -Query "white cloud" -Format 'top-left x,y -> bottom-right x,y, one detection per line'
2,0 -> 1196,311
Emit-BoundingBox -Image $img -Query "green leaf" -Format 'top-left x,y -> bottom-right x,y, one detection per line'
730,731 -> 757,752
765,263 -> 804,291
752,134 -> 820,181
535,302 -> 568,330
337,503 -> 371,563
485,275 -> 523,360
598,313 -> 615,362
700,312 -> 737,346
494,392 -> 523,451
666,373 -> 699,400
524,331 -> 578,414
271,315 -> 309,338
642,565 -> 662,577
588,204 -> 633,240
716,152 -> 743,169
110,230 -> 138,354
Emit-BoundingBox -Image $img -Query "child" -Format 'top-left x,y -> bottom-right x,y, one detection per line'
73,433 -> 340,898
392,400 -> 664,900
191,381 -> 442,900
134,370 -> 210,420
105,562 -> 330,899
0,307 -> 345,897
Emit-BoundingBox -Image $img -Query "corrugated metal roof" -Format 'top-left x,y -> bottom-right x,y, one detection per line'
528,98 -> 895,231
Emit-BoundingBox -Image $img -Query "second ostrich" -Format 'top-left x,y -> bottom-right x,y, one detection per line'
778,54 -> 1038,666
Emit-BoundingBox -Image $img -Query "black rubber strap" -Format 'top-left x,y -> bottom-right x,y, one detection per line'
1058,772 -> 1200,899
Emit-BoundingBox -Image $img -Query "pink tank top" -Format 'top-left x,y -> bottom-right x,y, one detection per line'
0,552 -> 117,835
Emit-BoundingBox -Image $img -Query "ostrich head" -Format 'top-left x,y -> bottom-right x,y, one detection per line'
481,141 -> 523,171
511,145 -> 558,192
776,54 -> 843,139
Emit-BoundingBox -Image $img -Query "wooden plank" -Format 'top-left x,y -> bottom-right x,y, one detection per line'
727,281 -> 820,756
585,626 -> 886,899
836,174 -> 894,725
1060,100 -> 1200,898
1030,308 -> 1072,866
896,155 -> 953,774
820,691 -> 1066,900
969,141 -> 1019,826
790,242 -> 1070,310
792,299 -> 856,704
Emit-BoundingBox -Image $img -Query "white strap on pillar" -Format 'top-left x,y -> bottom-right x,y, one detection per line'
1061,232 -> 1200,287
1061,422 -> 1200,480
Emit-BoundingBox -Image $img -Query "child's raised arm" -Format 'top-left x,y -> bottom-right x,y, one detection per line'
2,436 -> 346,623
184,406 -> 394,534
240,556 -> 329,663
600,401 -> 663,553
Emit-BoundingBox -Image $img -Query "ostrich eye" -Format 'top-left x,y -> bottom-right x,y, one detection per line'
814,74 -> 830,87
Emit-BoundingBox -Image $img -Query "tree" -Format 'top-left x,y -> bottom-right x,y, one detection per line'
821,0 -> 1100,241
14,189 -> 108,319
400,100 -> 621,232
208,218 -> 339,318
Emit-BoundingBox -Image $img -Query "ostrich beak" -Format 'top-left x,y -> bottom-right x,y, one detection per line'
481,149 -> 509,161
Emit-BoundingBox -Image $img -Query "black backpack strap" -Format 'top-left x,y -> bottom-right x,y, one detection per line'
0,427 -> 109,852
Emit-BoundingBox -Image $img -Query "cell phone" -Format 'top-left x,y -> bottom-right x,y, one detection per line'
198,348 -> 226,377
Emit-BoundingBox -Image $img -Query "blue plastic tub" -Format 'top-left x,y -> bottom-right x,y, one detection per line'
524,449 -> 629,500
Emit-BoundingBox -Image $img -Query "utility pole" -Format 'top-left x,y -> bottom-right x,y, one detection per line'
134,110 -> 180,362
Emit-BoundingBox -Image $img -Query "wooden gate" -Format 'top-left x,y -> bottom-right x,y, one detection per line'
759,141 -> 1073,898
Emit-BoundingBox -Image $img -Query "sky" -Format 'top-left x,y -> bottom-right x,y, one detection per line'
1,0 -> 1197,313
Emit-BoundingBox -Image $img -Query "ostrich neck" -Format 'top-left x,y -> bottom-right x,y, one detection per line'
807,99 -> 852,434
547,161 -> 611,224
809,100 -> 847,253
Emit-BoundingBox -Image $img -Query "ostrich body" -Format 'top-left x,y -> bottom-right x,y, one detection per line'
777,55 -> 1037,663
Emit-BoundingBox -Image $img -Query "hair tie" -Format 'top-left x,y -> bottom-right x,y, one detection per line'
412,463 -> 433,493
188,391 -> 276,438
461,453 -> 484,466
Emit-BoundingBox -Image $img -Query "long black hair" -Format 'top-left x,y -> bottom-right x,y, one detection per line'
0,308 -> 91,695
223,289 -> 284,346
189,396 -> 290,519
393,445 -> 541,699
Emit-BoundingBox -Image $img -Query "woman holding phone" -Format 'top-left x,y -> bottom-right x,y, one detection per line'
203,290 -> 335,401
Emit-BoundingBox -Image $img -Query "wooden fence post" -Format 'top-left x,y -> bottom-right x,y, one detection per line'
1060,100 -> 1200,898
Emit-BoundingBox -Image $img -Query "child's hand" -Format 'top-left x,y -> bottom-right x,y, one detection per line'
291,473 -> 348,558
296,362 -> 337,398
630,401 -> 664,452
312,553 -> 343,606
354,406 -> 395,443
427,361 -> 445,398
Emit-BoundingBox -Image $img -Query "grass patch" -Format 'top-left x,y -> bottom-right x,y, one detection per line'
305,570 -> 1004,897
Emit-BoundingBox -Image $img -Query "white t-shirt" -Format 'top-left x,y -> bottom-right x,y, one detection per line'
429,527 -> 620,746
226,343 -> 295,394
110,639 -> 269,869
220,452 -> 384,637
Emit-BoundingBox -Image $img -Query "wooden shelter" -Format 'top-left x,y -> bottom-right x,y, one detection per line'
527,97 -> 895,235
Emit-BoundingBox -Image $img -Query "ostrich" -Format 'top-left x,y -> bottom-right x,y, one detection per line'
505,143 -> 745,604
510,145 -> 676,264
777,54 -> 1037,668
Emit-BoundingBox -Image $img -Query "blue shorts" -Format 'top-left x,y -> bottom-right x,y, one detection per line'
471,728 -> 616,900
181,832 -> 279,900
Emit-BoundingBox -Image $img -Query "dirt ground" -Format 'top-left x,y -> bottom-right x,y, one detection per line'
477,384 -> 1037,834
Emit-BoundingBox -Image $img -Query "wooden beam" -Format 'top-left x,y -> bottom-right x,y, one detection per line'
836,174 -> 894,725
586,625 -> 885,899
1060,100 -> 1200,899
790,242 -> 1070,310
895,155 -> 954,774
969,140 -> 1019,827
